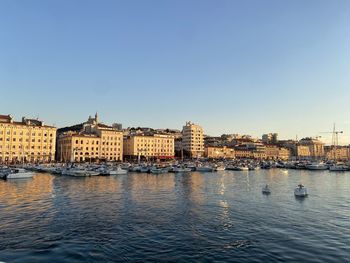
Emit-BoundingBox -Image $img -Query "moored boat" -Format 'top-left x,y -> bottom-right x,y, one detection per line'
294,184 -> 308,197
5,168 -> 34,179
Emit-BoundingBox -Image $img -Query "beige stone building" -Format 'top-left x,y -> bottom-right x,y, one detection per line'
296,145 -> 311,158
298,137 -> 324,159
325,146 -> 350,161
265,145 -> 280,160
56,114 -> 123,162
278,147 -> 291,160
0,114 -> 56,163
205,146 -> 235,159
182,121 -> 204,158
123,134 -> 174,160
265,145 -> 291,160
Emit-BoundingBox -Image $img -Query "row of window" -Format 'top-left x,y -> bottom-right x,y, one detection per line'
0,138 -> 53,143
0,145 -> 52,149
0,131 -> 53,137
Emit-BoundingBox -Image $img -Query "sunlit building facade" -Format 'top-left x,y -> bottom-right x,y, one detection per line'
182,121 -> 204,158
123,134 -> 175,160
0,114 -> 56,163
56,114 -> 123,162
205,146 -> 235,159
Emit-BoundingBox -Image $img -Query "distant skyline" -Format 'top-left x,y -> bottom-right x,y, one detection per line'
1,0 -> 350,145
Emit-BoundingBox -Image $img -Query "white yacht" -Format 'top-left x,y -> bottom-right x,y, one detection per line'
306,162 -> 328,170
6,168 -> 34,179
262,184 -> 271,194
109,167 -> 128,175
294,184 -> 308,197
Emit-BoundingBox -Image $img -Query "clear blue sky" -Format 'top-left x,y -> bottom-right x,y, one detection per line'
1,0 -> 350,144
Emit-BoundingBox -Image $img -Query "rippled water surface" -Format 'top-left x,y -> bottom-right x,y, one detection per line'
1,170 -> 350,262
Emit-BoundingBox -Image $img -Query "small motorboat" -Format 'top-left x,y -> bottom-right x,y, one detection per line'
262,184 -> 271,194
5,168 -> 34,179
109,167 -> 128,175
294,184 -> 308,197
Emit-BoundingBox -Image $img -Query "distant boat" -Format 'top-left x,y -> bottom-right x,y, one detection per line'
172,166 -> 192,173
294,184 -> 308,197
5,168 -> 34,179
150,167 -> 169,174
306,163 -> 328,170
329,164 -> 348,172
262,184 -> 271,194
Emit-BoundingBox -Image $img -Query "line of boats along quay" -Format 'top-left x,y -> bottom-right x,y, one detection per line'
2,158 -> 348,198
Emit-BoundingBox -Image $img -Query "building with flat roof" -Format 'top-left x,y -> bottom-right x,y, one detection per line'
0,114 -> 56,163
123,134 -> 174,160
182,121 -> 204,158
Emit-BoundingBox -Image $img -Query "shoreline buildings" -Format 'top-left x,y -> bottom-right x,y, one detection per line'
0,114 -> 56,163
1,112 -> 348,163
56,113 -> 123,162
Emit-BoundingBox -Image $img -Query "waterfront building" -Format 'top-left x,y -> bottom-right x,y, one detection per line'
56,113 -> 123,162
0,114 -> 56,163
324,146 -> 350,161
123,134 -> 175,160
278,147 -> 291,160
296,145 -> 311,159
182,121 -> 204,158
262,133 -> 278,144
265,145 -> 280,160
204,146 -> 235,159
298,137 -> 325,159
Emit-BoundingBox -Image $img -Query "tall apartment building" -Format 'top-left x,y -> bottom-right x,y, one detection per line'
182,121 -> 204,158
0,114 -> 56,163
123,134 -> 174,160
56,113 -> 123,162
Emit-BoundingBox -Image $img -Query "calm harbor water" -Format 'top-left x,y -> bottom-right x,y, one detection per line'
0,169 -> 349,263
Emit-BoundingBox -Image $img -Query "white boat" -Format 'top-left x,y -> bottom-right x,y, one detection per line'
109,167 -> 128,175
294,184 -> 308,197
306,163 -> 328,170
262,184 -> 271,194
6,168 -> 34,179
329,165 -> 348,171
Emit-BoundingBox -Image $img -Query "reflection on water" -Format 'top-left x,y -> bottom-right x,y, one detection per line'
1,170 -> 350,263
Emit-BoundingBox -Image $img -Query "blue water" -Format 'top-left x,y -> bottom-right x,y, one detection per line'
0,170 -> 349,262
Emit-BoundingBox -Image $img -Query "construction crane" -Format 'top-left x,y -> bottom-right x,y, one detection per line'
320,123 -> 343,160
